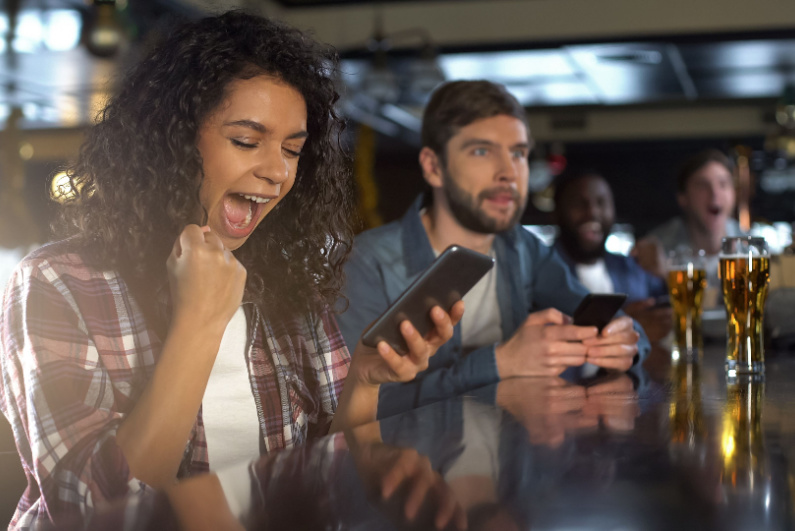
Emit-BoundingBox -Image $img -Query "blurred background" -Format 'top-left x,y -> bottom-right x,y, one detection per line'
0,0 -> 794,521
0,0 -> 794,248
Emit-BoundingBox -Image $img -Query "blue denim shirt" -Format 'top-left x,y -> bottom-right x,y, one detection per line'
554,242 -> 668,303
339,196 -> 650,418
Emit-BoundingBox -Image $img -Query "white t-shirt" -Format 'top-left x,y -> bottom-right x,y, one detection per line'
574,259 -> 615,294
202,306 -> 260,472
460,252 -> 502,349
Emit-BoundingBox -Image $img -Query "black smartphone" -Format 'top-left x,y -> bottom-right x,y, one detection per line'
572,293 -> 628,332
361,245 -> 495,355
652,295 -> 671,309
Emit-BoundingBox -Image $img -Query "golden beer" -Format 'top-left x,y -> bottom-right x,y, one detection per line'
667,266 -> 707,355
719,256 -> 769,374
721,378 -> 765,489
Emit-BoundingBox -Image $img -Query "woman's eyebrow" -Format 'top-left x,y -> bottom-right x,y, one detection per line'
223,119 -> 308,140
224,119 -> 267,132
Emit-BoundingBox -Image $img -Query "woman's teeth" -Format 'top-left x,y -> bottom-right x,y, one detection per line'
232,201 -> 253,229
239,193 -> 271,204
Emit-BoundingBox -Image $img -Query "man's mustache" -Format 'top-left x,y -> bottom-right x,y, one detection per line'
478,187 -> 521,202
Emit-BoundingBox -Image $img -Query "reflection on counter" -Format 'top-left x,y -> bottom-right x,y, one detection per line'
48,349 -> 795,530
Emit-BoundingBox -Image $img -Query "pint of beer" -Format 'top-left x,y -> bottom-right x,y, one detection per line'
719,237 -> 770,374
667,250 -> 707,358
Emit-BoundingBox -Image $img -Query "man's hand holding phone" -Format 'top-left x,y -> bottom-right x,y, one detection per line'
495,308 -> 598,378
495,293 -> 641,378
582,316 -> 640,372
572,293 -> 640,372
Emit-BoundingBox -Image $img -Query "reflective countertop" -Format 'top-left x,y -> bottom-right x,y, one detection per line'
76,344 -> 795,530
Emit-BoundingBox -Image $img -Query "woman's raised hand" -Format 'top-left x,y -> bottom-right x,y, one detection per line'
166,224 -> 247,330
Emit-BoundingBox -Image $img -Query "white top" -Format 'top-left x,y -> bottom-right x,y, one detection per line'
460,252 -> 502,349
202,306 -> 260,472
575,259 -> 615,295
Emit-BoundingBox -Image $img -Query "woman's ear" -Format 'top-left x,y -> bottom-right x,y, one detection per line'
418,147 -> 444,189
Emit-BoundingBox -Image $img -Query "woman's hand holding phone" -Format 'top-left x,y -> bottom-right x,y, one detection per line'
330,302 -> 464,434
351,301 -> 465,388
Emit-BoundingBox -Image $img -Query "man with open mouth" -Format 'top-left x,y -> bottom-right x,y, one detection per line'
638,149 -> 743,306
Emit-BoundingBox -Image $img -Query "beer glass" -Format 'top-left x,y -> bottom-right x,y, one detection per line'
719,237 -> 770,374
667,248 -> 707,359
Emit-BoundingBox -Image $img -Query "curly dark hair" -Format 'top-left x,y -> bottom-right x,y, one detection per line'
56,11 -> 353,325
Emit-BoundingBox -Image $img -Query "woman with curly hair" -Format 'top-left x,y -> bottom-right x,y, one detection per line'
0,11 -> 461,527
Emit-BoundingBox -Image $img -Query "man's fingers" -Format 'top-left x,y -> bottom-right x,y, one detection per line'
583,331 -> 640,349
544,324 -> 599,342
586,353 -> 636,371
602,316 -> 634,336
547,341 -> 589,357
525,307 -> 568,326
545,354 -> 588,368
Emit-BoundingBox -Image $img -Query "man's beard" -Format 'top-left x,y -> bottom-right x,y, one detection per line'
558,227 -> 609,263
442,167 -> 525,234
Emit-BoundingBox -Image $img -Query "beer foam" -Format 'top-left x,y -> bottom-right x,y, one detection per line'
720,253 -> 767,259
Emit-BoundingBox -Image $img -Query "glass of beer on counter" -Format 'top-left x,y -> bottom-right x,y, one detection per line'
719,237 -> 770,374
667,248 -> 707,360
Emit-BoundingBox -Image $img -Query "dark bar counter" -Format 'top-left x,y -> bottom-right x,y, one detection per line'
50,344 -> 795,530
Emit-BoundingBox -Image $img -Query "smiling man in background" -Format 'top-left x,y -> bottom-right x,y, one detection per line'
339,80 -> 647,418
553,169 -> 672,343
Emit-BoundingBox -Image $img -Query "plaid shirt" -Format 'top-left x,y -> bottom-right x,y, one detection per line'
0,240 -> 350,529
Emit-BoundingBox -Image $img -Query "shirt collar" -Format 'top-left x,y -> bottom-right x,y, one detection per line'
400,195 -> 437,276
400,193 -> 522,276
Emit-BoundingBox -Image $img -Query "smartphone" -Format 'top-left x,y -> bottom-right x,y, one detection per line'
572,293 -> 628,332
652,295 -> 671,309
361,245 -> 495,355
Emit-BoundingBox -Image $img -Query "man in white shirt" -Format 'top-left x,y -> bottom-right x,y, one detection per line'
553,169 -> 672,343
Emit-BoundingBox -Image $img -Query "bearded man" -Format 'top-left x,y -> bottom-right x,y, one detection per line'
553,169 -> 671,343
339,81 -> 646,418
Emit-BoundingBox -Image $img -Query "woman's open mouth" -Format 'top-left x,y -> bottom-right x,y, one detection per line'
220,193 -> 271,238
